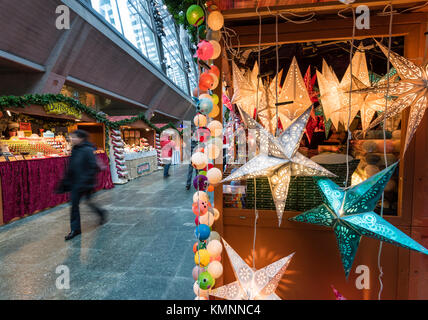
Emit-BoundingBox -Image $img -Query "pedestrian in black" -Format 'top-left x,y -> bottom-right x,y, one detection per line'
186,125 -> 199,190
57,130 -> 107,241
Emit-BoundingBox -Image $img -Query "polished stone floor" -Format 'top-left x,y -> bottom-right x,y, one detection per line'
0,165 -> 198,300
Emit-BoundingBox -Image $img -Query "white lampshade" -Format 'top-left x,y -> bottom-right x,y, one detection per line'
207,240 -> 223,257
207,167 -> 222,185
207,11 -> 224,31
207,261 -> 223,279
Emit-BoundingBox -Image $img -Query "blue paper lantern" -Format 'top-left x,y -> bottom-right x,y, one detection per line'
198,98 -> 213,115
195,224 -> 211,241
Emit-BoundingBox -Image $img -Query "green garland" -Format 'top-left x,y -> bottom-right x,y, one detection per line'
163,0 -> 199,44
0,94 -> 183,136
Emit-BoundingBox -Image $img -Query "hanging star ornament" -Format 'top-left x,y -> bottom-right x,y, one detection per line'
290,162 -> 428,278
210,238 -> 295,300
222,106 -> 335,226
360,40 -> 428,153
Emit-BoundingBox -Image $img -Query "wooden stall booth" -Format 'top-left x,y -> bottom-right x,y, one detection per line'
0,96 -> 114,226
212,1 -> 428,300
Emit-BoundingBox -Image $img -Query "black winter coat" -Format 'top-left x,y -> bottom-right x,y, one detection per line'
59,141 -> 98,193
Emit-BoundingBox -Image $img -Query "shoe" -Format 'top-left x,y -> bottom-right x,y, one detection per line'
186,185 -> 190,190
164,175 -> 170,178
65,230 -> 81,241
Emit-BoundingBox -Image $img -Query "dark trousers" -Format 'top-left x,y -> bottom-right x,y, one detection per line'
186,164 -> 197,187
70,189 -> 105,232
164,163 -> 171,177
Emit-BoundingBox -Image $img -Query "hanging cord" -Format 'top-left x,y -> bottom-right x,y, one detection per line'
377,3 -> 394,301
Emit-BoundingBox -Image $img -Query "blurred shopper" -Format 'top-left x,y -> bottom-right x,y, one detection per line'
160,134 -> 175,178
186,128 -> 198,190
58,130 -> 106,241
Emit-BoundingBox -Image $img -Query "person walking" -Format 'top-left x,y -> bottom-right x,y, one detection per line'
160,134 -> 175,178
186,135 -> 198,190
57,130 -> 107,241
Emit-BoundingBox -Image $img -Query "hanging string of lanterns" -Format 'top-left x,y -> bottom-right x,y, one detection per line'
187,1 -> 225,300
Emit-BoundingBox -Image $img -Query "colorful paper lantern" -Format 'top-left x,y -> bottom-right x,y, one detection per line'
193,265 -> 205,281
198,24 -> 207,39
207,168 -> 222,185
211,93 -> 219,105
192,200 -> 209,216
207,185 -> 215,192
193,174 -> 209,191
207,120 -> 223,136
208,65 -> 220,78
208,104 -> 220,118
198,272 -> 215,290
210,73 -> 219,90
198,97 -> 214,115
187,5 -> 205,27
209,40 -> 221,60
199,212 -> 215,227
193,191 -> 210,203
195,127 -> 211,143
197,41 -> 214,61
207,11 -> 224,31
191,152 -> 208,170
194,114 -> 207,127
199,72 -> 215,91
207,239 -> 222,257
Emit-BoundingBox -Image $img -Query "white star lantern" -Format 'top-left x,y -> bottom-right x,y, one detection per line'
210,238 -> 295,300
362,41 -> 428,153
222,106 -> 335,226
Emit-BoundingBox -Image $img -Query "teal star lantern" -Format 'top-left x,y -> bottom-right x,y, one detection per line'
290,162 -> 428,277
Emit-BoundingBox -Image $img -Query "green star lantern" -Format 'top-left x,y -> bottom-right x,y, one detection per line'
290,162 -> 428,277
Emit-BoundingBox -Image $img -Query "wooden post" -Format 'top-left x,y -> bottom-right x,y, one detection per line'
0,174 -> 3,226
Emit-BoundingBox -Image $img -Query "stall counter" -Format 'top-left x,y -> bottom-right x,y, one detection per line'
123,150 -> 157,180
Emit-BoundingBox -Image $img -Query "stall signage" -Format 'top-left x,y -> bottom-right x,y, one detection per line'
44,102 -> 82,119
137,163 -> 150,175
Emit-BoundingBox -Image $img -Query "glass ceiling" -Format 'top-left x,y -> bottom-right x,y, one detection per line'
89,0 -> 197,96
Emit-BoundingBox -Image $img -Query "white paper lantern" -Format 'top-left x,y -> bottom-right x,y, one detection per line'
194,281 -> 210,297
207,261 -> 223,279
207,168 -> 222,185
199,212 -> 215,227
208,231 -> 221,242
207,240 -> 223,257
207,29 -> 221,42
209,40 -> 221,60
193,191 -> 210,203
208,11 -> 224,31
206,143 -> 221,160
194,114 -> 207,127
192,152 -> 208,170
212,208 -> 220,221
207,120 -> 223,137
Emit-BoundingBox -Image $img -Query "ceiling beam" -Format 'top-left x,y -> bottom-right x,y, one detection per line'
222,0 -> 426,20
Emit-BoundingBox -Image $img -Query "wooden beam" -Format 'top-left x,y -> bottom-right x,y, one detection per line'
228,12 -> 428,47
222,0 -> 426,20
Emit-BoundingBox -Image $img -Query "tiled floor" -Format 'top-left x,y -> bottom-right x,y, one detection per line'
0,165 -> 198,300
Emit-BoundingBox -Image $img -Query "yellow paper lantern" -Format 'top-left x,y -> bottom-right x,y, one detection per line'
211,94 -> 219,105
194,249 -> 210,267
194,114 -> 207,127
208,11 -> 224,31
207,120 -> 223,137
208,104 -> 220,118
209,40 -> 221,60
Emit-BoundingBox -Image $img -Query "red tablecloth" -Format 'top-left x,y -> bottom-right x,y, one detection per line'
0,153 -> 113,224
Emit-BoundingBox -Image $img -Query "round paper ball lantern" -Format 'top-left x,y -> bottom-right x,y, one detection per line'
199,93 -> 213,103
193,281 -> 210,297
207,29 -> 222,42
199,170 -> 207,176
207,261 -> 223,279
199,212 -> 215,227
193,174 -> 208,191
208,65 -> 220,78
187,5 -> 205,26
207,185 -> 215,192
208,120 -> 223,137
198,97 -> 214,115
209,73 -> 219,90
192,152 -> 208,170
192,266 -> 205,281
198,271 -> 215,290
195,225 -> 211,242
208,11 -> 224,31
195,127 -> 211,143
207,168 -> 222,185
208,231 -> 221,242
212,208 -> 220,220
197,41 -> 214,61
209,40 -> 221,60
211,94 -> 219,105
192,200 -> 209,216
193,191 -> 209,203
193,241 -> 207,254
206,143 -> 220,160
207,239 -> 222,258
199,73 -> 214,91
208,104 -> 220,118
194,248 -> 210,266
194,114 -> 207,127
198,24 -> 207,39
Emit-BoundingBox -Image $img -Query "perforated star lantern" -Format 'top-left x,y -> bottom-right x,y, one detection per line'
210,238 -> 295,300
277,57 -> 313,121
362,41 -> 428,153
290,162 -> 428,277
222,106 -> 335,226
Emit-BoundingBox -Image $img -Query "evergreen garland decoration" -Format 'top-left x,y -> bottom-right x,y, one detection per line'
163,0 -> 199,44
0,94 -> 183,136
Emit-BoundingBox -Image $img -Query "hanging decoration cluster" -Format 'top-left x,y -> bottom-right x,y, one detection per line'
188,2 -> 226,300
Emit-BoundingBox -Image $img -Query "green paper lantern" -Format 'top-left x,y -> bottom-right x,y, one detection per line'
198,271 -> 215,290
186,5 -> 205,27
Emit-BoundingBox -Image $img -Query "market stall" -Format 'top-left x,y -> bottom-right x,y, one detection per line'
0,96 -> 114,225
